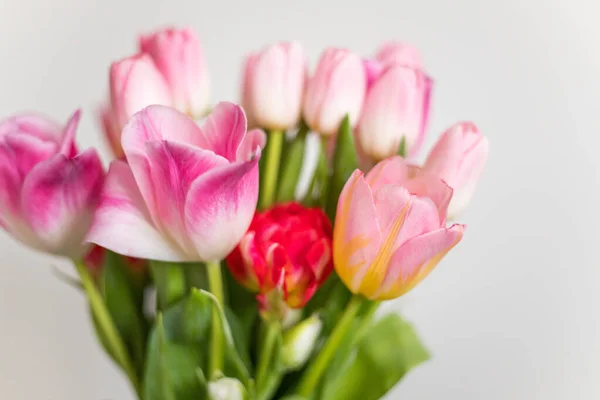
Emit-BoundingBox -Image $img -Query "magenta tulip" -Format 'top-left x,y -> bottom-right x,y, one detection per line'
0,111 -> 104,258
87,103 -> 265,262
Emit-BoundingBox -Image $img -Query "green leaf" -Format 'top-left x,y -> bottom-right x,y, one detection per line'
102,252 -> 147,375
397,136 -> 407,158
276,126 -> 308,202
143,314 -> 207,400
304,274 -> 351,336
321,314 -> 430,400
326,115 -> 358,220
161,288 -> 213,347
225,307 -> 253,371
149,261 -> 187,310
223,267 -> 258,342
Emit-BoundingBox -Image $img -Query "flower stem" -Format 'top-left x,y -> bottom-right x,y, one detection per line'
296,294 -> 364,396
74,261 -> 142,399
207,261 -> 224,377
256,320 -> 281,393
259,129 -> 284,209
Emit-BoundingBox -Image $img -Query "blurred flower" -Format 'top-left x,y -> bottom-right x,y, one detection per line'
0,110 -> 104,259
140,27 -> 210,118
241,41 -> 306,130
98,104 -> 125,158
357,64 -> 432,162
376,41 -> 423,69
87,102 -> 264,262
282,314 -> 322,370
226,202 -> 333,317
208,377 -> 248,400
334,156 -> 464,300
423,122 -> 489,218
303,48 -> 366,136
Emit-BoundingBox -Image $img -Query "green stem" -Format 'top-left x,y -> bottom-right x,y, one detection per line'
353,301 -> 380,345
149,261 -> 186,310
259,129 -> 284,209
207,261 -> 224,377
256,321 -> 281,393
74,261 -> 142,398
296,294 -> 365,396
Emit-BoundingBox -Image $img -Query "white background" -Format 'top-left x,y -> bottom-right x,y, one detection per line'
1,0 -> 598,399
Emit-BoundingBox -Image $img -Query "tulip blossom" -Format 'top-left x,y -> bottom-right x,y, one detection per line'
109,53 -> 172,134
241,41 -> 306,130
98,104 -> 125,158
87,102 -> 265,262
333,156 -> 464,300
140,27 -> 210,118
357,64 -> 432,161
423,122 -> 489,218
376,41 -> 423,69
226,202 -> 333,315
0,111 -> 104,259
303,48 -> 366,136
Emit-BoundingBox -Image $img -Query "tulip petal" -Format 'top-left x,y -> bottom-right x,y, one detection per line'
365,156 -> 411,190
333,170 -> 381,293
184,158 -> 259,262
86,160 -> 184,261
121,105 -> 205,157
198,102 -> 247,162
143,139 -> 228,254
0,147 -> 23,228
0,112 -> 63,143
20,149 -> 104,258
403,167 -> 452,223
2,133 -> 57,177
236,128 -> 266,161
374,224 -> 465,300
59,109 -> 81,157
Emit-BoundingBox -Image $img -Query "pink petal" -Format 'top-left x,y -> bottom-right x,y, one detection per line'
0,146 -> 23,228
198,102 -> 248,162
121,105 -> 205,158
403,166 -> 453,223
376,42 -> 423,69
184,158 -> 259,262
86,160 -> 184,261
236,128 -> 266,161
365,156 -> 411,191
333,170 -> 382,292
143,139 -> 228,255
0,112 -> 63,144
2,133 -> 57,177
20,149 -> 104,258
374,224 -> 465,299
98,104 -> 125,159
59,109 -> 81,157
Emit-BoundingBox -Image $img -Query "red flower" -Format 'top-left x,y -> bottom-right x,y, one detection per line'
226,202 -> 333,314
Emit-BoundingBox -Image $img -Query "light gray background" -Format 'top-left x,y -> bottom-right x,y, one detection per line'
1,0 -> 598,399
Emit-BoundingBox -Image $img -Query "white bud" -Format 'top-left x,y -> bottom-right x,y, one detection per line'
282,314 -> 323,370
208,377 -> 248,400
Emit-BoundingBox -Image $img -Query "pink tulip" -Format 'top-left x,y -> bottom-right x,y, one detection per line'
334,156 -> 464,300
109,53 -> 172,131
86,103 -> 266,262
140,27 -> 210,118
98,104 -> 124,158
376,41 -> 423,69
357,64 -> 432,161
303,48 -> 366,136
423,122 -> 489,218
0,111 -> 104,258
241,41 -> 306,130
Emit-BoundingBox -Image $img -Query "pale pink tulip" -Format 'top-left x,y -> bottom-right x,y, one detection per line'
109,53 -> 172,130
140,27 -> 210,118
334,156 -> 464,300
423,122 -> 489,218
357,64 -> 432,161
87,103 -> 265,262
241,41 -> 306,130
376,42 -> 423,69
303,48 -> 366,136
0,111 -> 104,258
98,104 -> 124,158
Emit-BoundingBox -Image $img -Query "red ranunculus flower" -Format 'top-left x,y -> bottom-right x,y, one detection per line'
226,202 -> 333,316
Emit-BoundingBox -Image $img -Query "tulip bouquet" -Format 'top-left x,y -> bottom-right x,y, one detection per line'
0,26 -> 489,400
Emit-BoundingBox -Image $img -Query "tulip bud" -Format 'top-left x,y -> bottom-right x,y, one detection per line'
242,41 -> 306,130
376,41 -> 423,69
0,110 -> 104,259
140,27 -> 210,118
208,377 -> 248,400
226,203 -> 333,319
334,157 -> 464,300
303,48 -> 366,136
109,53 -> 172,130
357,65 -> 432,161
282,314 -> 322,370
423,122 -> 489,218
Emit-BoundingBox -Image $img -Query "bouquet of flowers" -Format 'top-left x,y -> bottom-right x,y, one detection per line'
0,26 -> 489,400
